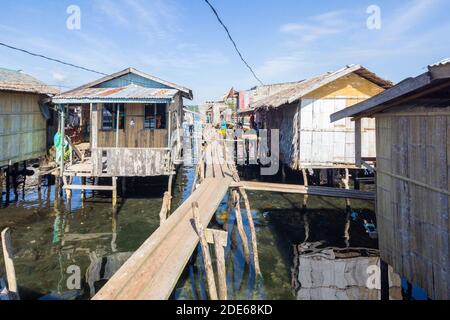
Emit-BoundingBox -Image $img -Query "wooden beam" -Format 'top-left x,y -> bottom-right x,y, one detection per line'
63,185 -> 115,191
1,228 -> 19,300
112,177 -> 118,208
239,181 -> 375,200
355,118 -> 362,167
192,202 -> 218,300
239,187 -> 261,275
232,190 -> 250,263
159,191 -> 171,226
210,229 -> 228,300
91,103 -> 98,150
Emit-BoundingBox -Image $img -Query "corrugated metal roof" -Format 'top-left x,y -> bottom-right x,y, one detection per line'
0,67 -> 59,95
52,84 -> 178,104
251,65 -> 393,110
64,67 -> 193,100
429,58 -> 450,68
331,60 -> 450,122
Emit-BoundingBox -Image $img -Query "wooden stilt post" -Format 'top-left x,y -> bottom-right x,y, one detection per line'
354,170 -> 361,190
301,169 -> 309,208
0,168 -> 3,206
210,229 -> 228,300
5,166 -> 10,206
1,228 -> 19,300
13,163 -> 19,201
200,150 -> 205,182
66,176 -> 73,210
112,177 -> 118,208
327,169 -> 334,187
343,168 -> 351,208
232,190 -> 250,263
159,191 -> 171,225
21,161 -> 27,200
281,164 -> 286,183
54,171 -> 60,200
380,259 -> 389,301
81,177 -> 86,204
121,177 -> 127,197
192,202 -> 218,300
167,174 -> 174,213
191,165 -> 199,194
239,187 -> 261,275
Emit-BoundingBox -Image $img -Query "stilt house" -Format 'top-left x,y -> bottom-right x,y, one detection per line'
331,59 -> 450,300
52,68 -> 193,178
250,65 -> 393,170
0,67 -> 59,168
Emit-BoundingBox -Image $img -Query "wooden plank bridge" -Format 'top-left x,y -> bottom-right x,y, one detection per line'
94,137 -> 375,300
94,139 -> 235,300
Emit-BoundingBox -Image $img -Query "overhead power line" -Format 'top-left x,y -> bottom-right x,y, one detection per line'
0,42 -> 108,77
203,0 -> 264,86
0,42 -> 170,90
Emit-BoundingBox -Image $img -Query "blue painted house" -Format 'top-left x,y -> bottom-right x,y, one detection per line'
52,68 -> 193,178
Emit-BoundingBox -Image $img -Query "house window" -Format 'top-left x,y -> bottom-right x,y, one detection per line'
144,104 -> 166,129
102,104 -> 125,130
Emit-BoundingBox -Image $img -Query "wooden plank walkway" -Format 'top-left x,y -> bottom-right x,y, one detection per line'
93,137 -> 374,300
94,140 -> 233,300
236,181 -> 375,200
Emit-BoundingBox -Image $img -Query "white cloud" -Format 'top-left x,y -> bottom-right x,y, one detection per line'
52,72 -> 67,83
258,1 -> 447,82
280,10 -> 350,42
93,0 -> 181,43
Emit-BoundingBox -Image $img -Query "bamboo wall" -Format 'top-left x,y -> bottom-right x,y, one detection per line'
0,91 -> 47,167
375,106 -> 450,299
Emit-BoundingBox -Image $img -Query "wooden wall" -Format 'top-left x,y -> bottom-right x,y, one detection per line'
91,148 -> 171,177
96,103 -> 168,148
375,106 -> 450,299
264,104 -> 297,165
0,91 -> 47,167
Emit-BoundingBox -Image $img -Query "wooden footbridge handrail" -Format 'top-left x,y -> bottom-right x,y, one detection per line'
235,181 -> 375,200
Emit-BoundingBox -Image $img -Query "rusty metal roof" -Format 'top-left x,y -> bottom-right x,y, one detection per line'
66,67 -> 193,100
251,65 -> 393,110
0,67 -> 59,95
52,84 -> 178,104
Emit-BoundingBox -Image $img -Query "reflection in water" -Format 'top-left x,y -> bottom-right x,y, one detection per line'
0,160 -> 420,300
292,243 -> 402,300
0,172 -> 171,299
174,183 -> 407,300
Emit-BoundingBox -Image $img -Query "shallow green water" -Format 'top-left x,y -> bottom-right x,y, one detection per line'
0,163 -> 415,300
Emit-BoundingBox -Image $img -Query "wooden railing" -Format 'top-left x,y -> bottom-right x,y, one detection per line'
91,147 -> 172,177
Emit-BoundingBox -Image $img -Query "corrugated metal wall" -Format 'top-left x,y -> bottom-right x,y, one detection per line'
299,98 -> 376,167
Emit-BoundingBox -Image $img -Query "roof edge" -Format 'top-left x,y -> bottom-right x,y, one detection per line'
63,67 -> 193,100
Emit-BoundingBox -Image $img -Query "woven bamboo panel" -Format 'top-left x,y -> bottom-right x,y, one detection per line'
375,106 -> 450,299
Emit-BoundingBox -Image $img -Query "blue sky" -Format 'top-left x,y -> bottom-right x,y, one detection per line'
0,0 -> 449,104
